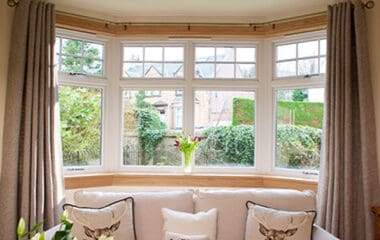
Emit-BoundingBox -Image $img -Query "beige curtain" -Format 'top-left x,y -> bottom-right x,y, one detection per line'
0,0 -> 64,237
317,1 -> 380,239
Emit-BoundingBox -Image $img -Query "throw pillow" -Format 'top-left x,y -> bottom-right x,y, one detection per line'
164,231 -> 209,240
63,197 -> 136,240
161,208 -> 218,240
245,201 -> 316,240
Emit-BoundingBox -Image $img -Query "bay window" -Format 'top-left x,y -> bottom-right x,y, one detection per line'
56,29 -> 325,178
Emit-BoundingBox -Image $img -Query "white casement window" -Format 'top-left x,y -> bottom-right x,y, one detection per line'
57,28 -> 325,178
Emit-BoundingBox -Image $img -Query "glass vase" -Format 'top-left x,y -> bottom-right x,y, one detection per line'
183,151 -> 193,173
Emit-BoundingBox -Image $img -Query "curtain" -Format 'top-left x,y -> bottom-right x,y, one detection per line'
317,1 -> 380,239
0,0 -> 64,237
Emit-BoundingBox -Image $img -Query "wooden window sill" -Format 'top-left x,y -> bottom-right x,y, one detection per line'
64,173 -> 318,192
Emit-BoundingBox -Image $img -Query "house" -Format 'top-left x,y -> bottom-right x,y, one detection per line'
0,0 -> 380,238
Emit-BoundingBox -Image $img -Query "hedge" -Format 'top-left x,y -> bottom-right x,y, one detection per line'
197,124 -> 322,169
232,98 -> 323,128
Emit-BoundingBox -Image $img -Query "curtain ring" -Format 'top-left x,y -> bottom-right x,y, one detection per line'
364,0 -> 375,9
7,0 -> 19,7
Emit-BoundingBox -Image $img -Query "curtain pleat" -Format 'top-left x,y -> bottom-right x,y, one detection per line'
317,1 -> 380,239
0,0 -> 64,237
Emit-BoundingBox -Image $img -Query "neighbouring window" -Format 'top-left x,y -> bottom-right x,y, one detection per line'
59,86 -> 103,167
194,90 -> 256,167
275,88 -> 324,170
55,37 -> 105,76
275,39 -> 326,78
195,46 -> 256,79
122,46 -> 184,78
122,90 -> 183,166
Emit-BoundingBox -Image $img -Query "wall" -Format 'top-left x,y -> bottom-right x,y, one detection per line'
366,3 -> 380,182
0,4 -> 15,172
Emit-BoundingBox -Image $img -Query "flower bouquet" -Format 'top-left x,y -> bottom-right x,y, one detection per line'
174,132 -> 201,173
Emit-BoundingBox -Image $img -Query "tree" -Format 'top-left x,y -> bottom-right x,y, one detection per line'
292,89 -> 308,102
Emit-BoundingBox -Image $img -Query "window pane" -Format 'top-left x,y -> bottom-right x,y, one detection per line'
145,47 -> 163,61
195,63 -> 215,78
194,90 -> 255,167
276,61 -> 296,77
123,63 -> 143,78
196,47 -> 214,62
298,40 -> 319,58
164,47 -> 183,61
55,37 -> 60,54
59,86 -> 102,166
84,42 -> 103,59
320,39 -> 327,55
124,47 -> 143,61
320,57 -> 326,74
276,44 -> 296,61
61,56 -> 82,73
298,58 -> 318,76
122,90 -> 183,166
83,59 -> 103,76
236,48 -> 256,62
62,38 -> 82,56
275,88 -> 324,170
144,63 -> 163,78
216,64 -> 234,78
164,63 -> 183,78
216,47 -> 234,62
236,64 -> 256,79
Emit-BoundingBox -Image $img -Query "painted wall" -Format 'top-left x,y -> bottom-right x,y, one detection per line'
0,4 -> 15,172
366,3 -> 380,182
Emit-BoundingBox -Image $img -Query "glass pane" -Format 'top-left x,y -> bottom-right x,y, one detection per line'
164,63 -> 183,78
320,57 -> 326,74
61,56 -> 82,73
164,47 -> 183,61
55,37 -> 60,54
276,44 -> 296,61
236,64 -> 256,79
84,42 -> 103,59
320,39 -> 327,55
144,63 -> 163,78
216,47 -> 234,62
216,64 -> 234,78
194,90 -> 255,167
123,63 -> 143,78
62,38 -> 82,56
195,63 -> 215,78
59,86 -> 102,166
275,88 -> 324,170
298,58 -> 318,76
195,47 -> 215,62
276,61 -> 296,77
122,90 -> 183,166
298,40 -> 319,58
236,48 -> 256,62
145,47 -> 163,61
124,47 -> 143,61
83,59 -> 103,76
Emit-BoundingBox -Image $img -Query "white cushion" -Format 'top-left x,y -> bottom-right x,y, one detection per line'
194,189 -> 316,240
162,208 -> 218,240
245,201 -> 316,240
64,197 -> 136,240
74,190 -> 194,240
164,231 -> 209,240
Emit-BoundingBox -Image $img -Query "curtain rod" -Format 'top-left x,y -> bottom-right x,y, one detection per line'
7,0 -> 375,24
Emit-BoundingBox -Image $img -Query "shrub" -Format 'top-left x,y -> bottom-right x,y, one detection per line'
276,124 -> 322,169
197,125 -> 255,166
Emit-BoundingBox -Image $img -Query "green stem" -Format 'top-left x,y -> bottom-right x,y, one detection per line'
184,151 -> 192,168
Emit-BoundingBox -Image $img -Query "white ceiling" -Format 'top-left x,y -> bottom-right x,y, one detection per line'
48,0 -> 338,23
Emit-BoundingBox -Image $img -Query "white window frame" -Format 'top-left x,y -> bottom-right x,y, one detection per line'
57,28 -> 325,179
